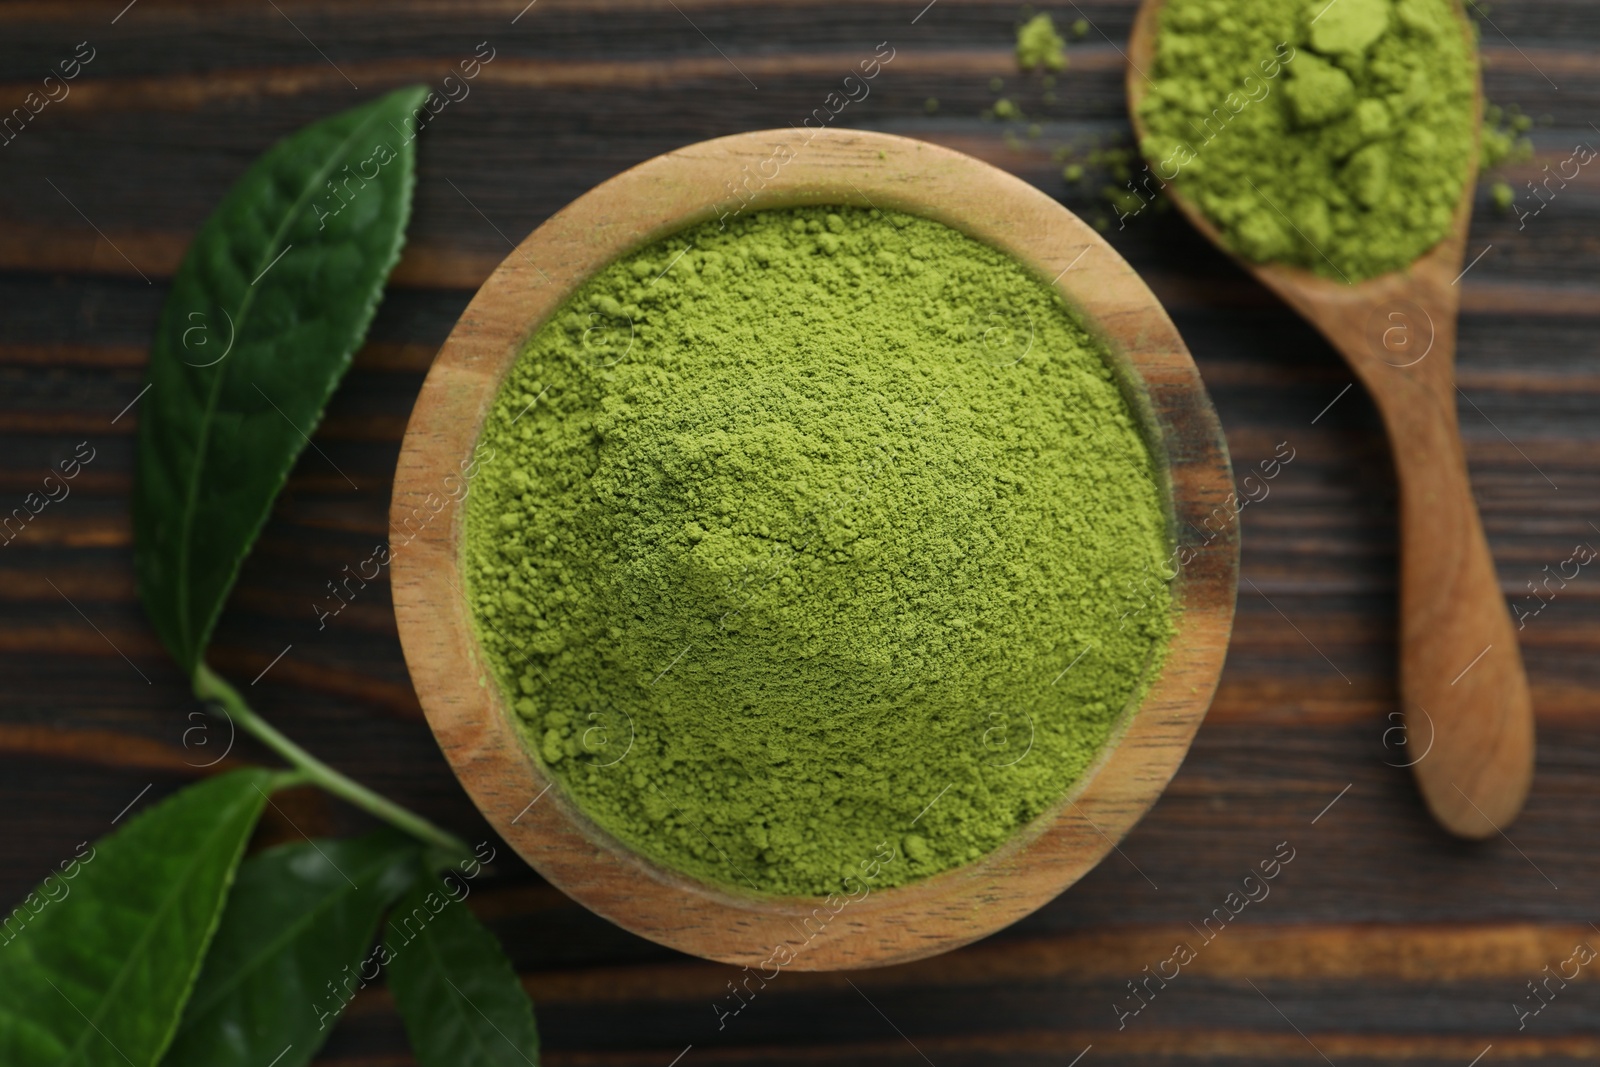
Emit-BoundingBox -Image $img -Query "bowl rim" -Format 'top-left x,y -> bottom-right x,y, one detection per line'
390,126 -> 1239,971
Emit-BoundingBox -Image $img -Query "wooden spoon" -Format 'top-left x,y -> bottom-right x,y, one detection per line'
1127,0 -> 1533,837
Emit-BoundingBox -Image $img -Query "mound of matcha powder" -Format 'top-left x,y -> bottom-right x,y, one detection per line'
1138,0 -> 1477,280
464,205 -> 1175,896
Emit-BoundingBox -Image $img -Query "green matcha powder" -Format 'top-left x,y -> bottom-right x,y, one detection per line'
464,206 -> 1175,896
1138,0 -> 1477,281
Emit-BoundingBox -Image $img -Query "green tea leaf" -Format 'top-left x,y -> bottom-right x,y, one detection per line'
134,84 -> 428,672
386,879 -> 540,1067
0,769 -> 280,1067
160,830 -> 421,1067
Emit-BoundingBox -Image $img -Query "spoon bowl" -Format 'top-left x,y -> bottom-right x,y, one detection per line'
1127,0 -> 1534,836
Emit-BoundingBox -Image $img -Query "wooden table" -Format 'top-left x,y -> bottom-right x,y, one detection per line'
3,1 -> 1596,1063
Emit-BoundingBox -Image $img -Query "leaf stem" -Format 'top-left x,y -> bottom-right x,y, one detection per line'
193,662 -> 472,861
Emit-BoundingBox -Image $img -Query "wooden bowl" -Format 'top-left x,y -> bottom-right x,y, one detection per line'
391,127 -> 1238,970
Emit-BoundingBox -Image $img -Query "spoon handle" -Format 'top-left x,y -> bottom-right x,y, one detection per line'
1377,375 -> 1535,836
1247,240 -> 1533,836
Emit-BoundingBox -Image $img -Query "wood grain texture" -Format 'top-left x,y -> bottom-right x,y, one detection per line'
3,0 -> 1597,1062
1126,0 -> 1536,838
391,126 -> 1238,969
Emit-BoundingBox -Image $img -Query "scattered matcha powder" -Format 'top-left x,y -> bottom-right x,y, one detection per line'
464,206 -> 1175,896
1477,101 -> 1540,216
1480,101 -> 1535,170
1017,12 -> 1068,72
1137,0 -> 1477,280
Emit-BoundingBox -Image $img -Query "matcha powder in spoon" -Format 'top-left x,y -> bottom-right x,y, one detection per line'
464,205 -> 1175,896
1137,0 -> 1477,281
